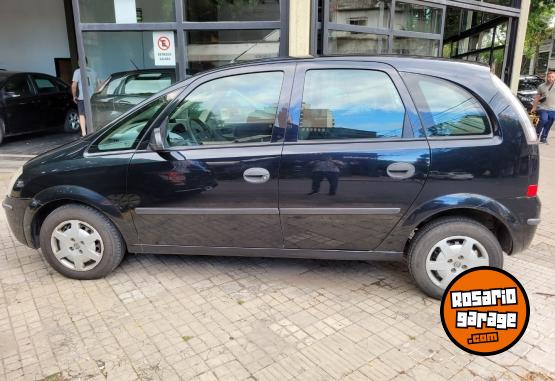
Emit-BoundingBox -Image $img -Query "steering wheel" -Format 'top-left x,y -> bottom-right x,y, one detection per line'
189,117 -> 228,142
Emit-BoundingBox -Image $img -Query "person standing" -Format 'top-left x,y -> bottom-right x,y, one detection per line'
531,70 -> 555,144
71,67 -> 87,137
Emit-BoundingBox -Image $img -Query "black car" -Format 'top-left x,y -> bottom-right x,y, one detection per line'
0,71 -> 80,144
3,57 -> 540,299
517,75 -> 544,112
91,69 -> 176,128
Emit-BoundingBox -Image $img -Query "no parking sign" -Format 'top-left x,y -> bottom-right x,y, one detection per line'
153,31 -> 175,66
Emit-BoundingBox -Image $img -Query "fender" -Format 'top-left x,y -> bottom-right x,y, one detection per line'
22,185 -> 138,249
377,193 -> 517,252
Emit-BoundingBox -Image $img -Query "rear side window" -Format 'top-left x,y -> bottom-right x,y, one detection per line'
299,69 -> 405,140
404,74 -> 491,137
32,76 -> 59,94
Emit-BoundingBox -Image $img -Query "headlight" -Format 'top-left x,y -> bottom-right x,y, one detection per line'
7,166 -> 23,196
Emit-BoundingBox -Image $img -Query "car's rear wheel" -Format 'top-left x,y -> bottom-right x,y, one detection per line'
39,204 -> 125,279
407,217 -> 503,299
63,109 -> 80,133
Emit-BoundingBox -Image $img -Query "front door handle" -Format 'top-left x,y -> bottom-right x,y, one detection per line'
387,162 -> 416,179
243,167 -> 270,184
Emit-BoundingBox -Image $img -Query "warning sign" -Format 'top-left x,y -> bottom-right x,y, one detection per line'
153,31 -> 175,66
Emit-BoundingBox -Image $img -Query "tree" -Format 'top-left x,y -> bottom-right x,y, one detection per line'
524,0 -> 555,74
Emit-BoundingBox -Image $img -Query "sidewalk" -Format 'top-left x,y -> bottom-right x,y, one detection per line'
0,141 -> 554,381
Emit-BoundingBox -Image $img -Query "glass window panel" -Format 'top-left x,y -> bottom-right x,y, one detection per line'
483,0 -> 513,7
394,2 -> 442,34
185,0 -> 280,21
32,76 -> 58,94
187,30 -> 280,74
392,37 -> 439,56
328,31 -> 388,54
83,31 -> 177,128
299,70 -> 405,140
442,42 -> 452,58
494,22 -> 507,47
165,72 -> 283,147
405,73 -> 490,136
90,92 -> 175,153
79,0 -> 175,23
444,8 -> 461,39
478,51 -> 491,65
491,47 -> 506,78
329,0 -> 391,29
4,76 -> 33,97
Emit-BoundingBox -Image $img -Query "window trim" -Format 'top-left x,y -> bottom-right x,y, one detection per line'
286,61 -> 425,143
145,63 -> 295,152
402,72 -> 494,139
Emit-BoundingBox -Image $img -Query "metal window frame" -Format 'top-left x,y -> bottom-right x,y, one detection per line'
321,0 -> 445,56
71,0 -> 289,133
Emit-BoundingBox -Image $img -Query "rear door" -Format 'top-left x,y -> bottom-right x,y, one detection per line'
30,74 -> 67,129
278,61 -> 430,251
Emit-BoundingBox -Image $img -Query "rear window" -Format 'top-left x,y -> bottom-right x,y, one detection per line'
404,73 -> 491,137
123,74 -> 173,95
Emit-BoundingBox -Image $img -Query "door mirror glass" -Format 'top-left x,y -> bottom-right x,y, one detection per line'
149,126 -> 166,151
4,91 -> 20,98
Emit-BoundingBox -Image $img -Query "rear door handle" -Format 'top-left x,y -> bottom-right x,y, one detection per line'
387,162 -> 416,179
243,167 -> 270,184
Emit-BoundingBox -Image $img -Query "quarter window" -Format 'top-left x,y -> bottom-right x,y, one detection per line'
165,72 -> 283,147
89,91 -> 176,153
299,70 -> 405,140
405,74 -> 491,136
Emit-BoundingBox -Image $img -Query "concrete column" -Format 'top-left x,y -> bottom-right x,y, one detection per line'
510,0 -> 531,93
289,0 -> 311,57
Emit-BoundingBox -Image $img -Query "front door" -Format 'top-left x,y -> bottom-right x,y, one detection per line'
128,65 -> 294,249
3,74 -> 38,134
278,62 -> 430,251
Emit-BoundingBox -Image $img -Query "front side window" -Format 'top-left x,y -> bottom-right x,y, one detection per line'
404,74 -> 491,137
89,91 -> 177,153
4,76 -> 33,98
299,70 -> 405,140
165,72 -> 283,147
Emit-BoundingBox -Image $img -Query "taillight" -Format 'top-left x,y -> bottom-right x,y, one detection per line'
527,184 -> 538,197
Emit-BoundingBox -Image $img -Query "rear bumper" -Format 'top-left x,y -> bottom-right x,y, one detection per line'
2,196 -> 31,246
506,196 -> 541,254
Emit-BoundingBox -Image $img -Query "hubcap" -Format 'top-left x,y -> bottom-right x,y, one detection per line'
50,220 -> 104,271
68,111 -> 80,131
425,236 -> 489,288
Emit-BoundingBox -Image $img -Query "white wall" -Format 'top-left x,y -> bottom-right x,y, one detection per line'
0,0 -> 70,75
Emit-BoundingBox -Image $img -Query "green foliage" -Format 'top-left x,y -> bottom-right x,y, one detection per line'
524,0 -> 555,59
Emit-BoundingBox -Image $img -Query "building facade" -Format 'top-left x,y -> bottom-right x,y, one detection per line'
0,0 -> 530,131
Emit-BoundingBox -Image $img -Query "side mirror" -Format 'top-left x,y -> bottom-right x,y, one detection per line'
4,91 -> 20,99
149,127 -> 165,151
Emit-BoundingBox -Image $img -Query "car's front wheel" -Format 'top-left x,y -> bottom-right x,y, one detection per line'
39,204 -> 125,279
407,217 -> 503,299
63,109 -> 80,133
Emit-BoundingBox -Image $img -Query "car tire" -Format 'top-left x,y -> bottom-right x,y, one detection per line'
39,204 -> 126,279
407,217 -> 503,300
63,109 -> 80,133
